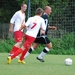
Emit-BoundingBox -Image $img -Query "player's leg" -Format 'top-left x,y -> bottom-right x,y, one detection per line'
37,42 -> 52,61
19,35 -> 35,64
24,38 -> 40,58
24,43 -> 39,58
7,46 -> 24,64
37,37 -> 52,62
9,31 -> 23,56
9,42 -> 22,55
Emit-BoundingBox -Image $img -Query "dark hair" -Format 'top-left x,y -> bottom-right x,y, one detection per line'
35,8 -> 43,15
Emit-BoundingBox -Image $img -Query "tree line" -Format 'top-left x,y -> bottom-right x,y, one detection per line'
0,0 -> 75,33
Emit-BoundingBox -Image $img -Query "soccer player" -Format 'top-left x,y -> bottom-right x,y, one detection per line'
24,6 -> 56,62
9,3 -> 27,57
7,8 -> 46,64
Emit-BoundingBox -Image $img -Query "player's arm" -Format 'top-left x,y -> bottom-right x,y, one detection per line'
9,23 -> 13,33
9,12 -> 18,33
40,29 -> 45,35
19,18 -> 31,31
41,19 -> 46,35
48,26 -> 57,30
19,25 -> 27,31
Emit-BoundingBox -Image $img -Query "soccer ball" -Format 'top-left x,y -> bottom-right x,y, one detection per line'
64,58 -> 72,66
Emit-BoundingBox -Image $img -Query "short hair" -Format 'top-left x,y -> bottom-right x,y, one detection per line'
44,6 -> 51,11
21,3 -> 27,6
35,8 -> 43,15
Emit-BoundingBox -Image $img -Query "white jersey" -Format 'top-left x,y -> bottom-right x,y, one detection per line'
10,10 -> 25,32
25,16 -> 46,38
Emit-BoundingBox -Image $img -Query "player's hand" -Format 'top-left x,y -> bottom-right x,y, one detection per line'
19,25 -> 26,31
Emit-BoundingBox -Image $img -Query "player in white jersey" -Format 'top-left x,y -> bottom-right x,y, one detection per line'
7,8 -> 46,64
24,6 -> 56,62
9,3 -> 27,57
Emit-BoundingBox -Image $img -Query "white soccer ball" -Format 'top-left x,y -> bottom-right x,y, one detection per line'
64,58 -> 72,66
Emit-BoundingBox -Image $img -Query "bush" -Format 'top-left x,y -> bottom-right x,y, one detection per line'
0,33 -> 75,55
50,33 -> 75,55
0,38 -> 15,53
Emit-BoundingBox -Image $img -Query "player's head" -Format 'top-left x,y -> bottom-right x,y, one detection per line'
35,8 -> 43,16
21,3 -> 27,12
44,6 -> 52,15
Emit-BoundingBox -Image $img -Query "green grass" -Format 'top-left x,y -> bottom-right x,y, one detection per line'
0,53 -> 75,75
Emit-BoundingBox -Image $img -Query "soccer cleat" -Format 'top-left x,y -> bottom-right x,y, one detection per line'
7,56 -> 11,64
18,59 -> 21,63
18,59 -> 26,64
36,57 -> 45,62
21,60 -> 26,64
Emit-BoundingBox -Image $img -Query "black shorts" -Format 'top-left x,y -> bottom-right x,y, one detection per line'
34,36 -> 50,44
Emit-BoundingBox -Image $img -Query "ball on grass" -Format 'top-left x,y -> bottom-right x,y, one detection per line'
64,58 -> 72,66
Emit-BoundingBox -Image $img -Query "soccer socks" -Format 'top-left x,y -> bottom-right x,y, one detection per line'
11,48 -> 23,59
9,46 -> 19,56
24,46 -> 34,58
38,47 -> 50,59
20,49 -> 28,61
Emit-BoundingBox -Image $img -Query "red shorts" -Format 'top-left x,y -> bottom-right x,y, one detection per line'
14,31 -> 24,42
23,35 -> 35,49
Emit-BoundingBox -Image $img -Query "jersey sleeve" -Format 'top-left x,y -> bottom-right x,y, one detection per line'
41,19 -> 46,31
10,12 -> 18,24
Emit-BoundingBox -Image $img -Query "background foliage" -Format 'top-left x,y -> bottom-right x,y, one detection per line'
0,0 -> 75,54
0,33 -> 75,55
0,0 -> 75,32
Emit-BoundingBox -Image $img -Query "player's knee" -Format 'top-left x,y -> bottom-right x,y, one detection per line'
50,43 -> 52,48
33,47 -> 37,50
19,42 -> 22,45
33,45 -> 38,50
14,42 -> 22,48
18,42 -> 22,45
46,42 -> 52,49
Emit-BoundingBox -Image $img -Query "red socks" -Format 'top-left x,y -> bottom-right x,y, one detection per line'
20,48 -> 28,61
11,48 -> 23,59
10,46 -> 29,60
10,46 -> 19,55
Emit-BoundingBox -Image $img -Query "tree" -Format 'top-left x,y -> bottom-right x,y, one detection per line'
0,0 -> 20,23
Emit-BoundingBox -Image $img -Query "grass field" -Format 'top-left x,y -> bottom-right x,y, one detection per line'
0,53 -> 75,75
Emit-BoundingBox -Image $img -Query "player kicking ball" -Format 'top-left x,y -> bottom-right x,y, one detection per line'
7,8 -> 46,64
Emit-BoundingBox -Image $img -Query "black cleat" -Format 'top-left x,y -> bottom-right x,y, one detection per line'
36,57 -> 45,62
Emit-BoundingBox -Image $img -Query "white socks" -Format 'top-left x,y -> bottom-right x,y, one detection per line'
38,47 -> 50,59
